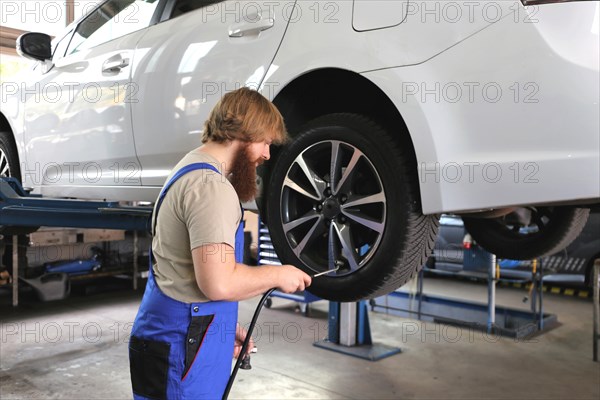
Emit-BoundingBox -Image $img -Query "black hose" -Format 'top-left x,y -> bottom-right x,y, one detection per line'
222,288 -> 276,400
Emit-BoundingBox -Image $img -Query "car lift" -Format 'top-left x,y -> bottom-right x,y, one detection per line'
0,178 -> 153,306
314,300 -> 402,361
370,247 -> 558,339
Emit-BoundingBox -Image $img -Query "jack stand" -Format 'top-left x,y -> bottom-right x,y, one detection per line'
529,258 -> 545,331
314,301 -> 401,361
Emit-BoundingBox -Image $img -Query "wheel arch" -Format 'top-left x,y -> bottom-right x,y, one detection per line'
0,112 -> 14,134
0,111 -> 22,180
262,67 -> 421,215
0,112 -> 18,149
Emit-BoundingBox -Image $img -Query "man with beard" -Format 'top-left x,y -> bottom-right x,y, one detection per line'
129,87 -> 311,400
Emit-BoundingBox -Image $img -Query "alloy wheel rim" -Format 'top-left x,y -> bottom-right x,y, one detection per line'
0,148 -> 11,178
280,140 -> 387,276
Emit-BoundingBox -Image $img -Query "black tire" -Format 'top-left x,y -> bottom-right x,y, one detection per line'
463,207 -> 590,260
0,131 -> 21,181
266,113 -> 439,302
0,131 -> 38,235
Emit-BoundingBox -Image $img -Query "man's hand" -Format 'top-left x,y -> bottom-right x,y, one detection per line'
233,323 -> 255,359
276,265 -> 312,293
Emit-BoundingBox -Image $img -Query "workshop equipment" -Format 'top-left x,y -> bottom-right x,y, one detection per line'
0,177 -> 152,306
314,300 -> 402,361
19,272 -> 70,301
0,178 -> 152,231
371,246 -> 558,338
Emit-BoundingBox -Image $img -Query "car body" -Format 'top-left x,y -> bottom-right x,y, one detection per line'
1,0 -> 599,301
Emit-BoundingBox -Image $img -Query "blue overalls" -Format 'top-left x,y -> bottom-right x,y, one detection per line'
129,163 -> 245,400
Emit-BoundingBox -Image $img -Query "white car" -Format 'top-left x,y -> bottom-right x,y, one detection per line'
1,0 -> 598,301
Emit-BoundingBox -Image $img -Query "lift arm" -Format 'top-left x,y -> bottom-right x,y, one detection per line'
0,178 -> 152,232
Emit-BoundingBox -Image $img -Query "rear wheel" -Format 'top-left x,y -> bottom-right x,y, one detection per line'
266,113 -> 438,301
463,207 -> 590,260
0,131 -> 38,235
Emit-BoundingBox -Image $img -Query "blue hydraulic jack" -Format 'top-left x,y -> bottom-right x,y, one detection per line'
314,300 -> 402,361
0,178 -> 153,306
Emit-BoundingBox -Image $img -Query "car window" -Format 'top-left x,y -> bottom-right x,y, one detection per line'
67,0 -> 160,55
170,0 -> 223,19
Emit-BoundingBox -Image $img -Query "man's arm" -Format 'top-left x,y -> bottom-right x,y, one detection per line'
192,243 -> 312,302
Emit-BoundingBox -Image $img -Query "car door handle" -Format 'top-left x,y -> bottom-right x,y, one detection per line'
229,18 -> 274,38
102,55 -> 130,72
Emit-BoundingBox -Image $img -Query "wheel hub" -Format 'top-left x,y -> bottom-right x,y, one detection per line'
321,197 -> 341,220
0,148 -> 11,178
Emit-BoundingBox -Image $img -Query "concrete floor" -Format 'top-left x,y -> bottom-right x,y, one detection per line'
1,276 -> 598,399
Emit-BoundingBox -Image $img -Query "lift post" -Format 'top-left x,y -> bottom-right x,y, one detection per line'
314,300 -> 401,361
0,178 -> 153,306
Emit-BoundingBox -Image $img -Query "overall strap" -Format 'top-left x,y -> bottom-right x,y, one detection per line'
152,162 -> 220,236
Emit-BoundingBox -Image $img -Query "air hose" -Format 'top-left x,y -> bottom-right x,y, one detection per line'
222,266 -> 338,400
222,287 -> 276,400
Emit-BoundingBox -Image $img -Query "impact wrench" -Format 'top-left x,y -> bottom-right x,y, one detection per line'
222,266 -> 339,400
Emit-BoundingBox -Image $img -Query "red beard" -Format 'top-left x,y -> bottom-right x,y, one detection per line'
229,144 -> 258,203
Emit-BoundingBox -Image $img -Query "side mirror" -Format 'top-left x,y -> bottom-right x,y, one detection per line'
16,32 -> 52,62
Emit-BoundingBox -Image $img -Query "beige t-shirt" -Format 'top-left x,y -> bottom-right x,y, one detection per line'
151,149 -> 242,303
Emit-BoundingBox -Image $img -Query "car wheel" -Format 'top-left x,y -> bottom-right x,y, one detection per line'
266,113 -> 439,302
0,131 -> 21,181
463,207 -> 590,260
0,131 -> 38,235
